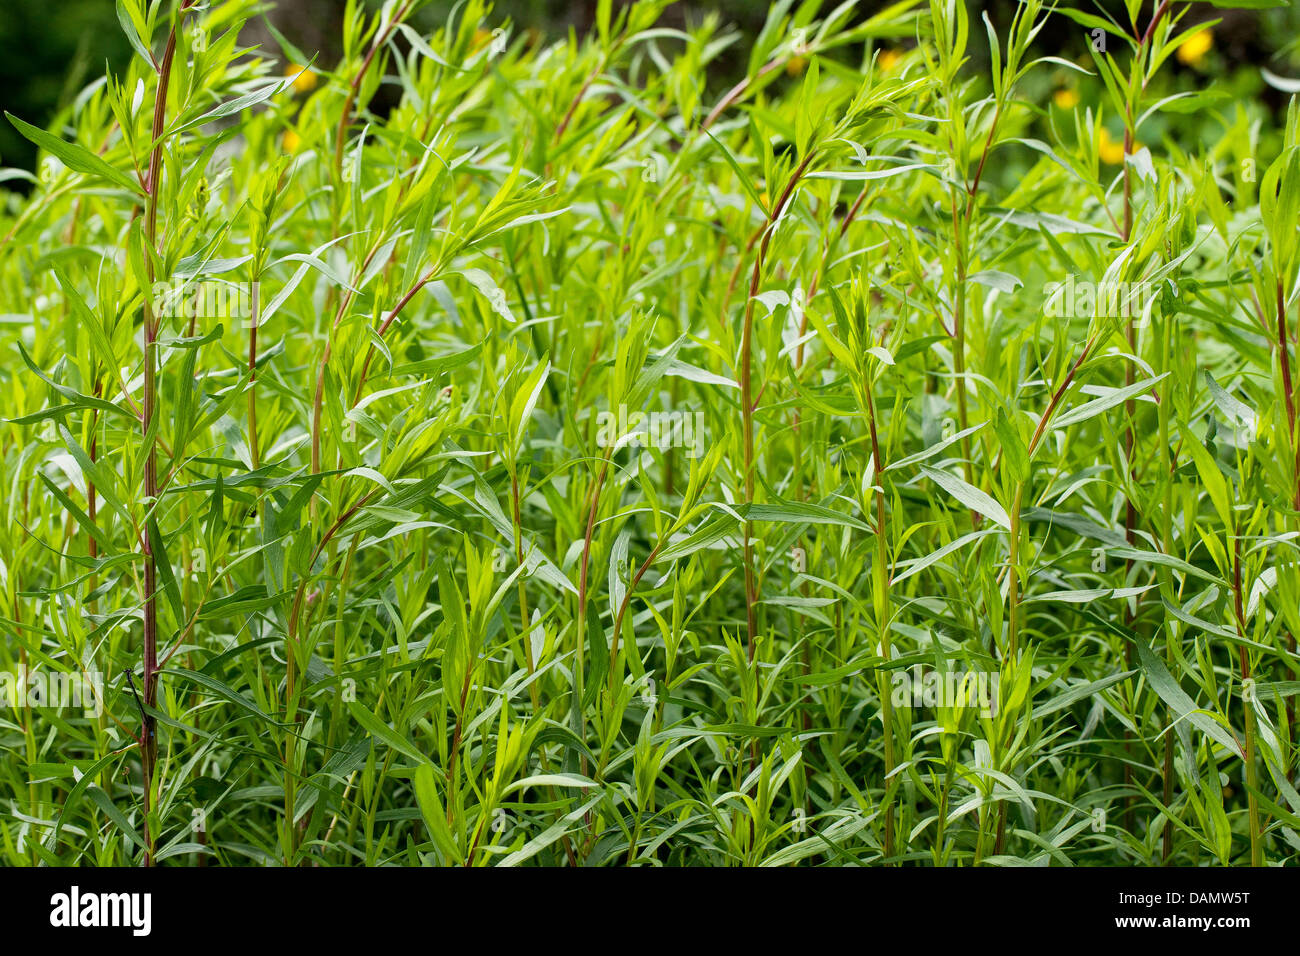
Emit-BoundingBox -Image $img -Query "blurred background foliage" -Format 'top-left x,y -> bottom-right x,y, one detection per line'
2,0 -> 1299,177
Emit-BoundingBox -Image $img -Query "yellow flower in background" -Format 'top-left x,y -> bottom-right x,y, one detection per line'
878,48 -> 902,72
473,27 -> 492,49
1176,29 -> 1213,68
283,128 -> 302,152
1053,88 -> 1079,110
1099,127 -> 1126,165
283,63 -> 317,94
785,55 -> 807,76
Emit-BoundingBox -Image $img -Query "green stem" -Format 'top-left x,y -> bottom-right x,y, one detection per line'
1232,534 -> 1262,865
136,0 -> 196,866
1007,483 -> 1024,660
865,377 -> 895,860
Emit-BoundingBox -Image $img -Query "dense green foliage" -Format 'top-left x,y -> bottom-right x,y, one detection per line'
3,0 -> 1300,866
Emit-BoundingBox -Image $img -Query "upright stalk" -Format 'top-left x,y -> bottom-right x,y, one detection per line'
1231,532 -> 1262,866
994,335 -> 1099,856
864,374 -> 895,859
333,0 -> 415,178
739,153 -> 815,662
1006,483 -> 1025,659
1157,306 -> 1178,863
949,194 -> 974,490
136,0 -> 195,866
1117,0 -> 1173,835
247,279 -> 261,470
1275,278 -> 1300,752
510,466 -> 539,708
